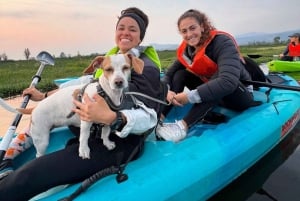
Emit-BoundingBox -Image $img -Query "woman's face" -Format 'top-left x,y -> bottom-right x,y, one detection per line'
178,17 -> 204,47
290,36 -> 299,43
115,17 -> 141,53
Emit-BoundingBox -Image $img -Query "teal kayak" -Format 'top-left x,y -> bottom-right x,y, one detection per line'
3,74 -> 300,201
53,77 -> 79,87
267,60 -> 300,72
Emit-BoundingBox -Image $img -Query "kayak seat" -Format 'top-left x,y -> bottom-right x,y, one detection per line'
266,74 -> 286,84
243,57 -> 266,89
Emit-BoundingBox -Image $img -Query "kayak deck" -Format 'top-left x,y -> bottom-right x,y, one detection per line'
3,74 -> 300,201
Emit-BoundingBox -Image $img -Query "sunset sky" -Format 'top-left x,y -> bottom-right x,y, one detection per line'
1,0 -> 298,60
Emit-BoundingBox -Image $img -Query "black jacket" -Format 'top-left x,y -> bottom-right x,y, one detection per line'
164,34 -> 251,103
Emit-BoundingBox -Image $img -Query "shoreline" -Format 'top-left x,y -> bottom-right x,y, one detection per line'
0,96 -> 38,137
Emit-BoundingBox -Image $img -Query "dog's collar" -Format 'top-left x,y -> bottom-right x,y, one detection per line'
96,82 -> 122,111
66,79 -> 124,119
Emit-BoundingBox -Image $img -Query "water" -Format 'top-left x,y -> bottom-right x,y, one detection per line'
209,121 -> 300,201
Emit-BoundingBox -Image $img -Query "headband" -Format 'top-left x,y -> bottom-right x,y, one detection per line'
117,13 -> 146,41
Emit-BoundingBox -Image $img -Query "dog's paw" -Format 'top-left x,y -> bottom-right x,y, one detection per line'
36,152 -> 44,158
79,146 -> 90,159
103,140 -> 116,150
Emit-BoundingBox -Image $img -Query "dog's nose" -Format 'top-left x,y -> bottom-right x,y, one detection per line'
115,79 -> 124,88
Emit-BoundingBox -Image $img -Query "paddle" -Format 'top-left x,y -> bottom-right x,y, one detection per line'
242,80 -> 300,92
0,51 -> 54,161
247,54 -> 297,62
247,54 -> 276,59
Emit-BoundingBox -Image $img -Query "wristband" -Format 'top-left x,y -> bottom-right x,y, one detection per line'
110,111 -> 124,131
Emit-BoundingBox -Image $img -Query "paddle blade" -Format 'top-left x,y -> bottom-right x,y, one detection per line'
36,51 -> 55,66
247,54 -> 262,59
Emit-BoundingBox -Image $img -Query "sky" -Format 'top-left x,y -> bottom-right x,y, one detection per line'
0,0 -> 299,60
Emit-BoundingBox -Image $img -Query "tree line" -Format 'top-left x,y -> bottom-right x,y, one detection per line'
0,36 -> 290,61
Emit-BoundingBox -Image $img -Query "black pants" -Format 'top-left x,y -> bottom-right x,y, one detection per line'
0,132 -> 144,201
162,69 -> 255,128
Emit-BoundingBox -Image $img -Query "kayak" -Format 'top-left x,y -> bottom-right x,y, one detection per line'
53,76 -> 80,87
3,74 -> 300,201
267,60 -> 300,72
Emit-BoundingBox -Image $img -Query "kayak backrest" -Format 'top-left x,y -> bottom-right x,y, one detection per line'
243,57 -> 266,88
243,56 -> 266,82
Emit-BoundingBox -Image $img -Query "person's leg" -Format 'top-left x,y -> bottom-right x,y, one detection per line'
0,134 -> 143,201
157,102 -> 215,142
182,102 -> 216,126
0,126 -> 32,179
221,83 -> 258,111
161,69 -> 202,117
157,71 -> 204,142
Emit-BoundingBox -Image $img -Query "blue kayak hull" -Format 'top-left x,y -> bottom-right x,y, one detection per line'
4,74 -> 300,201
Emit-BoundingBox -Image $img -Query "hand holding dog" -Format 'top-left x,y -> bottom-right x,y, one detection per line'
73,93 -> 116,125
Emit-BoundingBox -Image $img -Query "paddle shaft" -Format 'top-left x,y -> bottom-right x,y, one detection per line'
247,54 -> 275,59
242,80 -> 300,91
0,63 -> 46,161
247,54 -> 300,60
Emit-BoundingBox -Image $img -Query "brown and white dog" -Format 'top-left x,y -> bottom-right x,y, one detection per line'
19,54 -> 144,159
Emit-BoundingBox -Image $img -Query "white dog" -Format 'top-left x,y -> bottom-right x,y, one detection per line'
17,54 -> 144,159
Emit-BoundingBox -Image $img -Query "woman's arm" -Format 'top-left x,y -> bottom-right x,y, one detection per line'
22,87 -> 58,101
197,35 -> 243,102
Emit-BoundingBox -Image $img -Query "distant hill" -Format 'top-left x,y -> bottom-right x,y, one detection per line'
151,29 -> 300,50
150,43 -> 178,51
235,29 -> 300,45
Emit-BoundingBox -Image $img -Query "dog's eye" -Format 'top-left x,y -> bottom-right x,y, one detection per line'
122,66 -> 130,71
104,67 -> 113,73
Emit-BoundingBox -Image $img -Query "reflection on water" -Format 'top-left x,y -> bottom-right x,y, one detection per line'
209,121 -> 300,201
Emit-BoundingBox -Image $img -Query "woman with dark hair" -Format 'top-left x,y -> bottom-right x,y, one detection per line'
279,33 -> 300,61
0,7 -> 161,201
156,9 -> 257,142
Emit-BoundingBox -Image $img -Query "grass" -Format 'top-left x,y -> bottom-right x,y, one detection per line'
0,56 -> 95,98
0,44 -> 299,98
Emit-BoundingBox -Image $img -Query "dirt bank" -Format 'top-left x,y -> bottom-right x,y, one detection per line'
0,96 -> 38,137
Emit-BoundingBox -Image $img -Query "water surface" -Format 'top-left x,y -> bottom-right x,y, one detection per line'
209,121 -> 300,201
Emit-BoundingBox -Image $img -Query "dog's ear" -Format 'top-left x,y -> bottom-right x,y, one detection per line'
72,89 -> 81,99
127,54 -> 144,74
82,56 -> 105,75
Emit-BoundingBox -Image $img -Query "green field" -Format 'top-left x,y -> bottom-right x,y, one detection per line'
0,44 -> 299,98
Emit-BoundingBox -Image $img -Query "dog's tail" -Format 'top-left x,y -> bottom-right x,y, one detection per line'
17,107 -> 34,115
0,97 -> 20,113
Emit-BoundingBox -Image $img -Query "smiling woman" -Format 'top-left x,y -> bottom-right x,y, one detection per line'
0,6 -> 162,201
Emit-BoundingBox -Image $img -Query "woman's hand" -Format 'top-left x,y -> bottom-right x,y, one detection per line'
22,87 -> 45,101
166,90 -> 176,104
72,93 -> 116,125
173,92 -> 189,106
167,90 -> 189,106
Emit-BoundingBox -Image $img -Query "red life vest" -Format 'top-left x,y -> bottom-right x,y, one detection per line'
288,43 -> 300,56
177,30 -> 241,82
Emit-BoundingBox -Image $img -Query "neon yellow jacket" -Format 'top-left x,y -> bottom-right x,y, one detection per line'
94,46 -> 161,78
